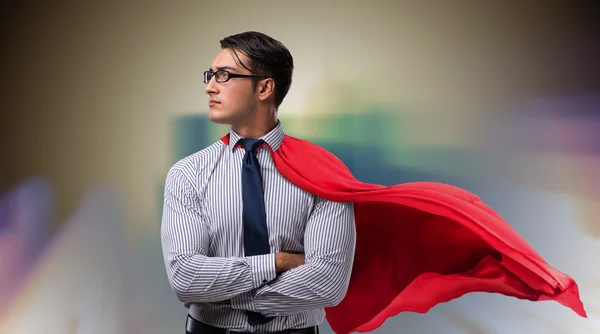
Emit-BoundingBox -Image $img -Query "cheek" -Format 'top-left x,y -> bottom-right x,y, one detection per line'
227,86 -> 255,106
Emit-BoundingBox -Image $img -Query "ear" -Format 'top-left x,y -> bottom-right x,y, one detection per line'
256,78 -> 276,102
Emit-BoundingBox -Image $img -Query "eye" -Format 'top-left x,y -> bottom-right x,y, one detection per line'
215,70 -> 229,81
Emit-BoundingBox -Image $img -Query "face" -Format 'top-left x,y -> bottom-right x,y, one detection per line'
204,48 -> 259,126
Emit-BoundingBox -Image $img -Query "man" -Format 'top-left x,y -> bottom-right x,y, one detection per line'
162,31 -> 586,334
161,31 -> 356,334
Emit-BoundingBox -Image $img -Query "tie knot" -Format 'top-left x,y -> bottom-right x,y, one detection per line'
238,138 -> 266,152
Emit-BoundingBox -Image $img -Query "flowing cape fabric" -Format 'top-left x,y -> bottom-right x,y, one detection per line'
221,134 -> 586,334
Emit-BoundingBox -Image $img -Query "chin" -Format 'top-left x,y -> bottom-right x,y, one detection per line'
208,110 -> 233,125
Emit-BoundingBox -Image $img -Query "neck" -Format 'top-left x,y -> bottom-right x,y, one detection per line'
232,108 -> 278,139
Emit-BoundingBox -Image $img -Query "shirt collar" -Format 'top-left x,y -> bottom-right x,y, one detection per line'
229,120 -> 285,152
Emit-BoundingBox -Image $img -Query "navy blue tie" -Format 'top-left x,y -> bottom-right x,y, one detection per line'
239,138 -> 274,326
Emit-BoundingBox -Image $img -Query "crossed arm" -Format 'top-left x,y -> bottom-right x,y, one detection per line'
160,166 -> 357,314
161,167 -> 276,303
232,196 -> 356,316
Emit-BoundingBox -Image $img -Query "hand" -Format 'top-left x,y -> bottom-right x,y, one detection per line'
275,252 -> 305,274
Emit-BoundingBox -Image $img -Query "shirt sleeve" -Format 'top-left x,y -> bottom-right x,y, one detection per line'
160,166 -> 277,304
243,197 -> 356,316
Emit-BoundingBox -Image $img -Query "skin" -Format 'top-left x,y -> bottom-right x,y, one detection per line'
205,48 -> 277,139
205,48 -> 304,273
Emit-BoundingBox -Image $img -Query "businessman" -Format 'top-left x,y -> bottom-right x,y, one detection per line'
161,31 -> 357,334
162,31 -> 586,334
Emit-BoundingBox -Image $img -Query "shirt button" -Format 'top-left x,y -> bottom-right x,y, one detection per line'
262,279 -> 267,283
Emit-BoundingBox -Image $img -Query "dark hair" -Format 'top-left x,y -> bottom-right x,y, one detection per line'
220,31 -> 294,109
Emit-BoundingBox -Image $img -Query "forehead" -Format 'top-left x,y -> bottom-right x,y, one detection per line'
210,48 -> 249,72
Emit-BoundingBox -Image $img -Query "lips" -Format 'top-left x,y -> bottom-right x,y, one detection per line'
208,99 -> 221,107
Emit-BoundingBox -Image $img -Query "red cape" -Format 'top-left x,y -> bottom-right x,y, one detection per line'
221,134 -> 586,334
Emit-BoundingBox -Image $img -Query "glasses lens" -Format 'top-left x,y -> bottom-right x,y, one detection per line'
215,70 -> 228,83
204,71 -> 212,84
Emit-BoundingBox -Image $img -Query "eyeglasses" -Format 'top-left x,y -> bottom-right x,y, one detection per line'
204,70 -> 269,84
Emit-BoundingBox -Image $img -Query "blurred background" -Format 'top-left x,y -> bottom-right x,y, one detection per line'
1,1 -> 599,333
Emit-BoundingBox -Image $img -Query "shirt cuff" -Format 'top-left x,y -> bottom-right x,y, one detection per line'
249,253 -> 276,289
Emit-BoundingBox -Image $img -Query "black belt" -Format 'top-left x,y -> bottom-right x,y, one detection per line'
185,315 -> 319,334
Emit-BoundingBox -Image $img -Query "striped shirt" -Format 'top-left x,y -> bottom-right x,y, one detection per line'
160,121 -> 356,332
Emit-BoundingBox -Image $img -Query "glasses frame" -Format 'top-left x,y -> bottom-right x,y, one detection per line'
204,69 -> 269,84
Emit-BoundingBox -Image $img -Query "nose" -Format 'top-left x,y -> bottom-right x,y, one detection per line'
204,76 -> 219,95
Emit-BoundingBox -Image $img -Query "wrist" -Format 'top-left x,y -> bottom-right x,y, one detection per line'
275,252 -> 288,273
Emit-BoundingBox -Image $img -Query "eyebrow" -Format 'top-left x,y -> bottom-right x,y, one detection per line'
210,66 -> 237,72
